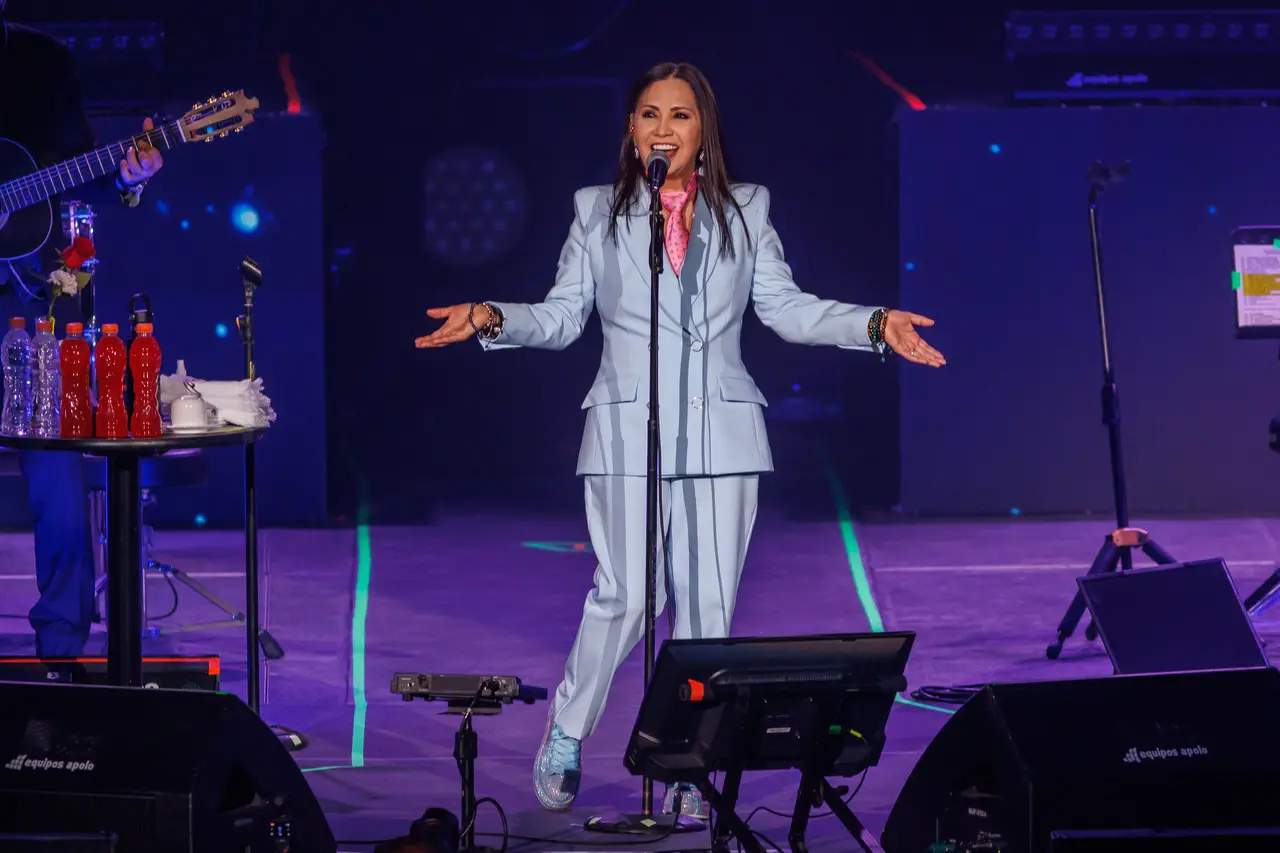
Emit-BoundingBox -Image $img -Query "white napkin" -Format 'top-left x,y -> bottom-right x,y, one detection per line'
158,373 -> 277,428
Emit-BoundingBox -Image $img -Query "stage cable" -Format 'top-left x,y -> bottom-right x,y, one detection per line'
909,683 -> 984,705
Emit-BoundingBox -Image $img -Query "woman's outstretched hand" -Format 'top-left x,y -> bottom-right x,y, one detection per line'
884,310 -> 946,367
415,303 -> 488,349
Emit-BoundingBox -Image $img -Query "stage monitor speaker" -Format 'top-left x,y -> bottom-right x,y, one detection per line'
1077,558 -> 1267,675
881,667 -> 1280,853
0,682 -> 335,853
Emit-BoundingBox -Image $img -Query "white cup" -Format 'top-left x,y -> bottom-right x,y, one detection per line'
170,395 -> 207,428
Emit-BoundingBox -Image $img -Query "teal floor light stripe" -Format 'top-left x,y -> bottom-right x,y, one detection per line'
350,503 -> 373,767
821,464 -> 885,634
820,453 -> 955,716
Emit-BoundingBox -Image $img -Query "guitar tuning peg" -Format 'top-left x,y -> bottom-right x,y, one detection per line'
235,127 -> 243,133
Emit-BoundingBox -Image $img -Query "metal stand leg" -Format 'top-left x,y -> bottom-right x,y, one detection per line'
110,488 -> 284,658
1047,527 -> 1177,659
104,455 -> 143,686
1245,568 -> 1280,618
246,442 -> 261,715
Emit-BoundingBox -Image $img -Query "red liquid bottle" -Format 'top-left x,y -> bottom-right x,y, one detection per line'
129,322 -> 162,438
59,322 -> 92,438
94,324 -> 128,438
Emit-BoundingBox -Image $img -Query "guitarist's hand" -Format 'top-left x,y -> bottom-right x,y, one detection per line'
119,118 -> 164,186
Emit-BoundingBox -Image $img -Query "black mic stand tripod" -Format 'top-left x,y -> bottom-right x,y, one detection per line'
235,258 -> 304,750
583,155 -> 701,838
1046,162 -> 1178,660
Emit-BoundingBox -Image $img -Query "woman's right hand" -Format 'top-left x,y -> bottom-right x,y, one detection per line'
415,303 -> 488,349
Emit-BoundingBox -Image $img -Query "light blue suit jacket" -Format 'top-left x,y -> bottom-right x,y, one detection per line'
483,183 -> 882,477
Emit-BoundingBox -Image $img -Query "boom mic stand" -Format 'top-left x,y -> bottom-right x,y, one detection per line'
234,258 -> 306,749
1046,161 -> 1178,660
237,256 -> 268,711
583,154 -> 700,838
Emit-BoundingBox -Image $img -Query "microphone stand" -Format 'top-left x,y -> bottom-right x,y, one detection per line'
584,170 -> 700,838
235,258 -> 305,749
238,257 -> 264,713
1046,162 -> 1177,660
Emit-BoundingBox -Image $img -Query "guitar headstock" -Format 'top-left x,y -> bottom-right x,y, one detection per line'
179,90 -> 261,143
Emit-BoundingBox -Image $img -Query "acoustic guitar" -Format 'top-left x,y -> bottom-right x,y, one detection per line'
0,90 -> 259,261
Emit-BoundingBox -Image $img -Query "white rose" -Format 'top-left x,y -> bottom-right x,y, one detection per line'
47,268 -> 79,294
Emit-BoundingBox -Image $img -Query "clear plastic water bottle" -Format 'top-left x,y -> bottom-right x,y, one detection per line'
30,319 -> 60,439
1,317 -> 31,437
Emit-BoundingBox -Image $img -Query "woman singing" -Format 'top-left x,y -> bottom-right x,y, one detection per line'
416,61 -> 946,817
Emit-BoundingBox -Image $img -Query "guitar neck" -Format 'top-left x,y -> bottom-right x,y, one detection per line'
0,119 -> 185,214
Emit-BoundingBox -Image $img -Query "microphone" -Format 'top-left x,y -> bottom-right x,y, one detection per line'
646,150 -> 669,191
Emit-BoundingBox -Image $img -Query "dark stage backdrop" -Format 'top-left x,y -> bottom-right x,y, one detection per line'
321,31 -> 905,523
0,112 -> 325,528
897,105 -> 1280,517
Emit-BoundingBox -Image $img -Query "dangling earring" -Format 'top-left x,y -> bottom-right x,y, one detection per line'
697,149 -> 705,176
633,144 -> 639,159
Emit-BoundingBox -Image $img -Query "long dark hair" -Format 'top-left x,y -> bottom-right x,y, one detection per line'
606,62 -> 750,260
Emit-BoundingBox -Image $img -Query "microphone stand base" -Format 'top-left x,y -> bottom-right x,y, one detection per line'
582,812 -> 706,836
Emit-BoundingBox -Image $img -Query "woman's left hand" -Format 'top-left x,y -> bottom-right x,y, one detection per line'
884,310 -> 946,367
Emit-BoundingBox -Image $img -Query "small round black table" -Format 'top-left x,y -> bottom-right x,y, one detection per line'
0,427 -> 263,691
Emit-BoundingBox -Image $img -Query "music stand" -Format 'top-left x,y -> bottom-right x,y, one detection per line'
623,632 -> 914,853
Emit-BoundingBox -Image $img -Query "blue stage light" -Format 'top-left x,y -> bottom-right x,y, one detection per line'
1208,205 -> 1218,215
180,219 -> 189,230
1010,507 -> 1022,516
194,513 -> 208,527
989,143 -> 1002,153
231,202 -> 261,234
154,199 -> 169,215
905,261 -> 916,271
206,204 -> 215,214
215,323 -> 229,338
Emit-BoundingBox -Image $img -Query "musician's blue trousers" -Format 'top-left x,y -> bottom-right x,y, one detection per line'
20,450 -> 94,657
0,282 -> 94,658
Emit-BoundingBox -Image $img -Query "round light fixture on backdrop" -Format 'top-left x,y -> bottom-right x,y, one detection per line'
423,147 -> 529,268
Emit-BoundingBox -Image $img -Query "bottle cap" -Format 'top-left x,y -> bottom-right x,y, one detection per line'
8,317 -> 23,329
136,322 -> 153,334
66,322 -> 83,335
101,323 -> 118,335
36,320 -> 52,334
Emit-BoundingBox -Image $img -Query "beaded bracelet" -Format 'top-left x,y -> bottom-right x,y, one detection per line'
469,302 -> 505,340
467,303 -> 486,336
867,308 -> 892,363
867,308 -> 886,345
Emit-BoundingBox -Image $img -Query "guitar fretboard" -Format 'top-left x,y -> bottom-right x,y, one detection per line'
0,119 -> 184,215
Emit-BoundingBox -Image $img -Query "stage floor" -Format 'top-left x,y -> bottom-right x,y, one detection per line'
1,510 -> 1278,851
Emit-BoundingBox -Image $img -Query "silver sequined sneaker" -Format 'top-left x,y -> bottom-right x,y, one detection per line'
662,782 -> 711,821
533,717 -> 581,811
